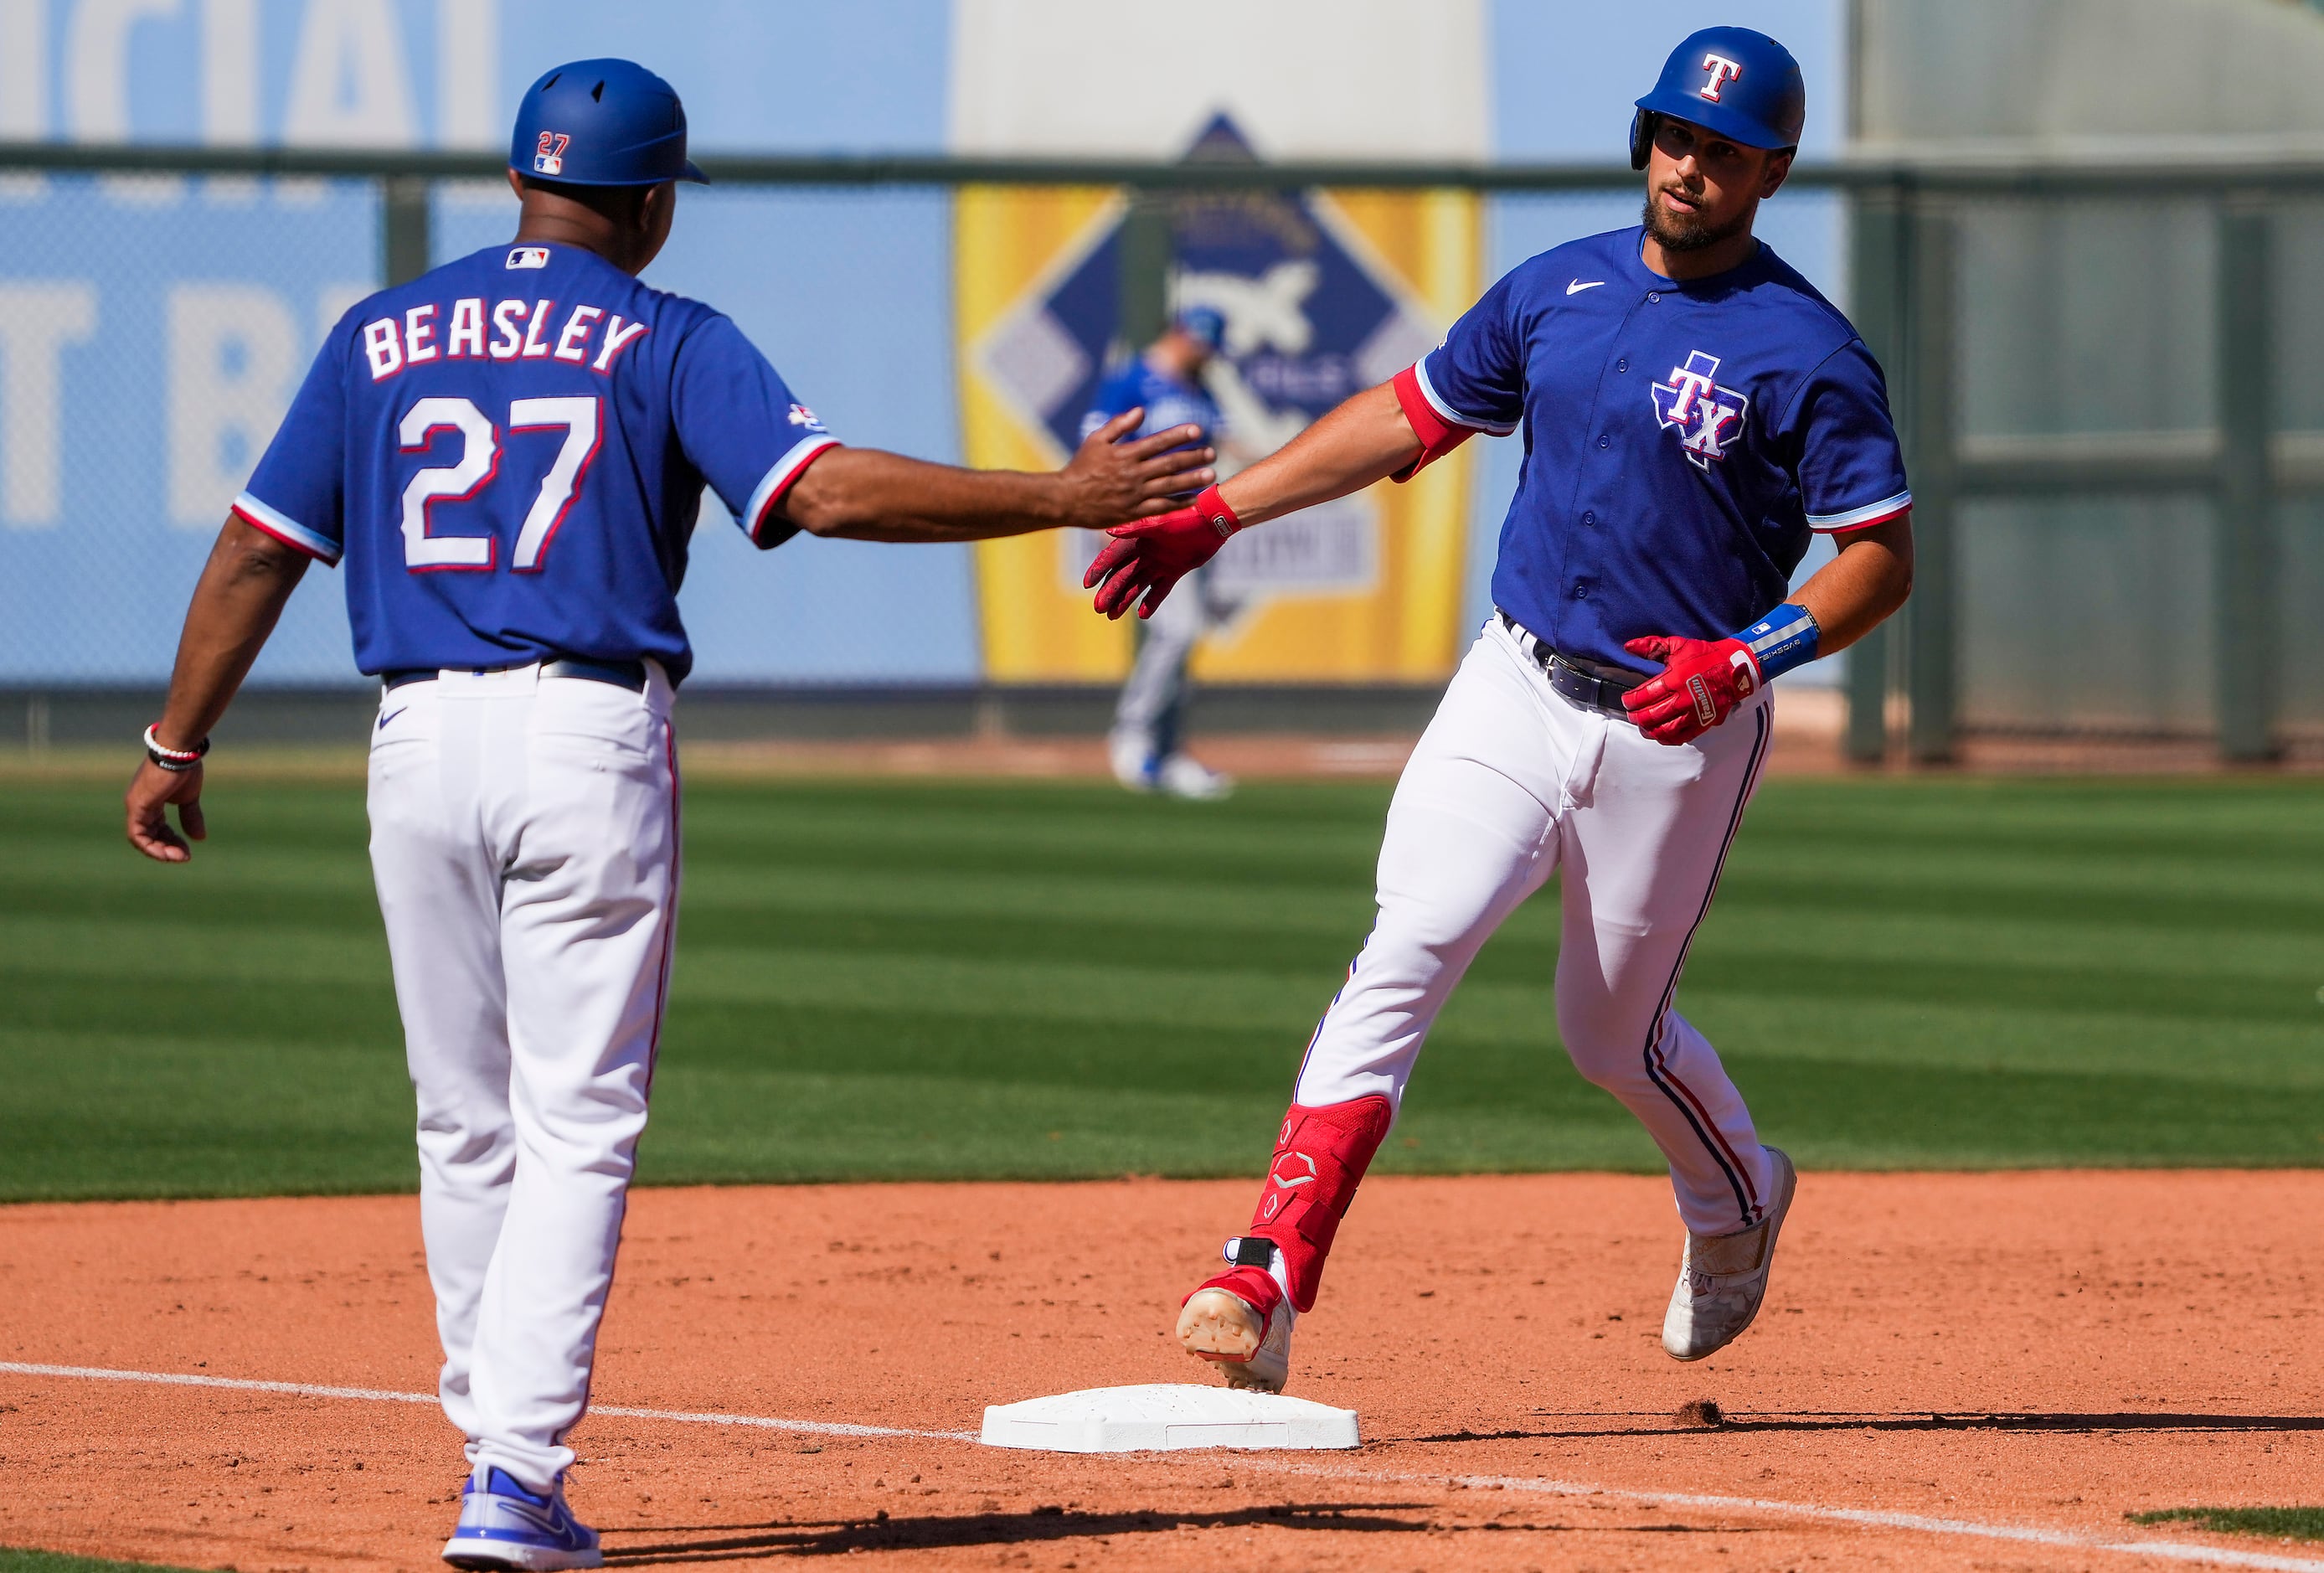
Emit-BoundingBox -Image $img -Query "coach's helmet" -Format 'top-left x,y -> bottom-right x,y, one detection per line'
1630,28 -> 1806,171
512,59 -> 709,188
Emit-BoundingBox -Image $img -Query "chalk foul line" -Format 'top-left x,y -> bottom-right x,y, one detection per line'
2,1360 -> 2317,1572
0,1361 -> 970,1441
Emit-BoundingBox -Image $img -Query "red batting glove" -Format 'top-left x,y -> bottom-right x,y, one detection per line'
1085,484 -> 1243,620
1621,635 -> 1764,746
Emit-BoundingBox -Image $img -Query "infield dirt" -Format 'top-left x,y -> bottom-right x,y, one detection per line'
3,1172 -> 2320,1571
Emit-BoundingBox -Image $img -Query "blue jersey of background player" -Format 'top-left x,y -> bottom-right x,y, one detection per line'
1080,307 -> 1241,798
1080,306 -> 1228,459
123,57 -> 1213,1573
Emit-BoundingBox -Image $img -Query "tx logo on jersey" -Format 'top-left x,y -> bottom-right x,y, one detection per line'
1651,350 -> 1749,470
533,132 -> 570,177
786,402 -> 827,432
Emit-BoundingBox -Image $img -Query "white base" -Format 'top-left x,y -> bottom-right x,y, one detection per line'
979,1383 -> 1359,1453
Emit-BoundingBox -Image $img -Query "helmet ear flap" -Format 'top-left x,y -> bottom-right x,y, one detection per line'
1630,110 -> 1657,172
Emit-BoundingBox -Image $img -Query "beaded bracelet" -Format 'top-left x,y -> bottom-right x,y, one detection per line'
143,724 -> 210,774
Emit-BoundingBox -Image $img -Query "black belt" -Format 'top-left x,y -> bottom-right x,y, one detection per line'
382,656 -> 648,693
1497,611 -> 1648,719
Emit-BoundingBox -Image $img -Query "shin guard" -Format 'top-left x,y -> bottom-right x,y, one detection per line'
1247,1096 -> 1394,1312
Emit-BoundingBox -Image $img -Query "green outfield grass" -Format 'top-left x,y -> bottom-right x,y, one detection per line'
0,1551 -> 196,1573
2128,1508 -> 2324,1543
1,771 -> 2320,1201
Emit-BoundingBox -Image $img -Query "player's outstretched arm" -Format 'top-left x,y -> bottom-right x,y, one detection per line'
780,410 -> 1214,544
1622,515 -> 1914,746
1086,380 -> 1422,619
125,517 -> 311,863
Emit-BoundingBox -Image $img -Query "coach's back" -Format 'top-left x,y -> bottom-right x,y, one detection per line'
232,240 -> 835,685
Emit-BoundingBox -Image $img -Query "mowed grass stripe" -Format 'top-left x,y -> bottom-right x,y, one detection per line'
0,774 -> 2318,1201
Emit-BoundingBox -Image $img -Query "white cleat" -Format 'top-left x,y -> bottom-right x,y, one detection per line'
1662,1147 -> 1797,1362
1110,734 -> 1160,792
1156,753 -> 1234,801
1176,1238 -> 1296,1392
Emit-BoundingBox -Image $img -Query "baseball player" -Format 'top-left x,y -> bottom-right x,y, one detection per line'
1080,306 -> 1239,798
1089,28 -> 1913,1393
122,60 -> 1211,1569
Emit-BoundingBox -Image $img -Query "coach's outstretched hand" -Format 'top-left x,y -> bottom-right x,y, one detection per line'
1085,483 -> 1243,620
1060,410 -> 1219,529
1621,634 -> 1760,746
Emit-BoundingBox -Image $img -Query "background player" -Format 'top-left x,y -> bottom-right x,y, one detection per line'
122,59 -> 1211,1569
1089,27 -> 1914,1393
1081,306 -> 1239,799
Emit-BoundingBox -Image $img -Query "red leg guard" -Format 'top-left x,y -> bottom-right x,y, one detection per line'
1246,1096 -> 1393,1313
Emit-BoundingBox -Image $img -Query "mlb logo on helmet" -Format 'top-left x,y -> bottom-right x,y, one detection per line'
533,132 -> 570,177
1628,26 -> 1806,171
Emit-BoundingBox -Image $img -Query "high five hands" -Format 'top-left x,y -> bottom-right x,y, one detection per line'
1061,413 -> 1218,531
1085,483 -> 1241,620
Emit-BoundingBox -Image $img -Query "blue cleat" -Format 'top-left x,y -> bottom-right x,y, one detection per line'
441,1467 -> 603,1570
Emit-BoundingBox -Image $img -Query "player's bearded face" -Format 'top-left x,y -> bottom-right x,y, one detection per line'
1642,183 -> 1758,252
1641,120 -> 1768,253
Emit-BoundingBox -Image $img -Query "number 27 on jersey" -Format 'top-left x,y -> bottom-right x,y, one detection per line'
399,395 -> 602,574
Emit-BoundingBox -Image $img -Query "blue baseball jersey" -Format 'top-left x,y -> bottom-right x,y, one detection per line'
1078,355 -> 1222,458
1414,227 -> 1909,673
234,241 -> 838,684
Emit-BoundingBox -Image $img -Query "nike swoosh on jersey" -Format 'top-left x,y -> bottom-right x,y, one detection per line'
378,707 -> 407,730
1566,280 -> 1606,295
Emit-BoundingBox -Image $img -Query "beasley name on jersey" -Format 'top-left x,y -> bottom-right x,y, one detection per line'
234,241 -> 838,684
1416,227 -> 1909,673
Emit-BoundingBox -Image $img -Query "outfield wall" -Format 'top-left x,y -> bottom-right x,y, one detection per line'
0,0 -> 1847,694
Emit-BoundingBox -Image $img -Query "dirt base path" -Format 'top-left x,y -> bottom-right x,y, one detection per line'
3,1173 -> 2321,1572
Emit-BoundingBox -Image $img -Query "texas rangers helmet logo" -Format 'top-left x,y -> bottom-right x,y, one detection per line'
1651,350 -> 1749,470
1699,53 -> 1744,101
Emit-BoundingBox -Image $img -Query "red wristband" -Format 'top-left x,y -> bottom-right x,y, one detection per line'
1192,484 -> 1242,539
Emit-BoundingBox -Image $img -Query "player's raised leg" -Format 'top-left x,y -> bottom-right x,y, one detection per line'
1552,692 -> 1793,1360
1178,620 -> 1567,1390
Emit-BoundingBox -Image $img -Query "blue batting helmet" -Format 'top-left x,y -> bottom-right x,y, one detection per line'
1630,28 -> 1806,171
511,59 -> 708,188
1174,306 -> 1228,353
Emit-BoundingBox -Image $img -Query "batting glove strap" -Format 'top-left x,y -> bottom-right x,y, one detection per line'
143,724 -> 210,773
1733,601 -> 1820,682
1191,483 -> 1242,539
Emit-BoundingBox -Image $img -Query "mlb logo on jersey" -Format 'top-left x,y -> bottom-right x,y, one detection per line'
1651,350 -> 1749,471
508,247 -> 551,270
533,132 -> 571,177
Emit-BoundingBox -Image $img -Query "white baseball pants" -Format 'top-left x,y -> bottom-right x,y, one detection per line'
1294,616 -> 1780,1234
1111,565 -> 1241,762
366,663 -> 680,1493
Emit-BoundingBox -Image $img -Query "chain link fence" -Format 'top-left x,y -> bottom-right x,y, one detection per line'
0,143 -> 2316,761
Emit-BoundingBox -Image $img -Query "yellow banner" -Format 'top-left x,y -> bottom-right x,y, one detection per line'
956,183 -> 1481,683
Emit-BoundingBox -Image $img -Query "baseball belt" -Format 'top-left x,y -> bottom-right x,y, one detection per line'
1496,610 -> 1647,719
381,656 -> 649,694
